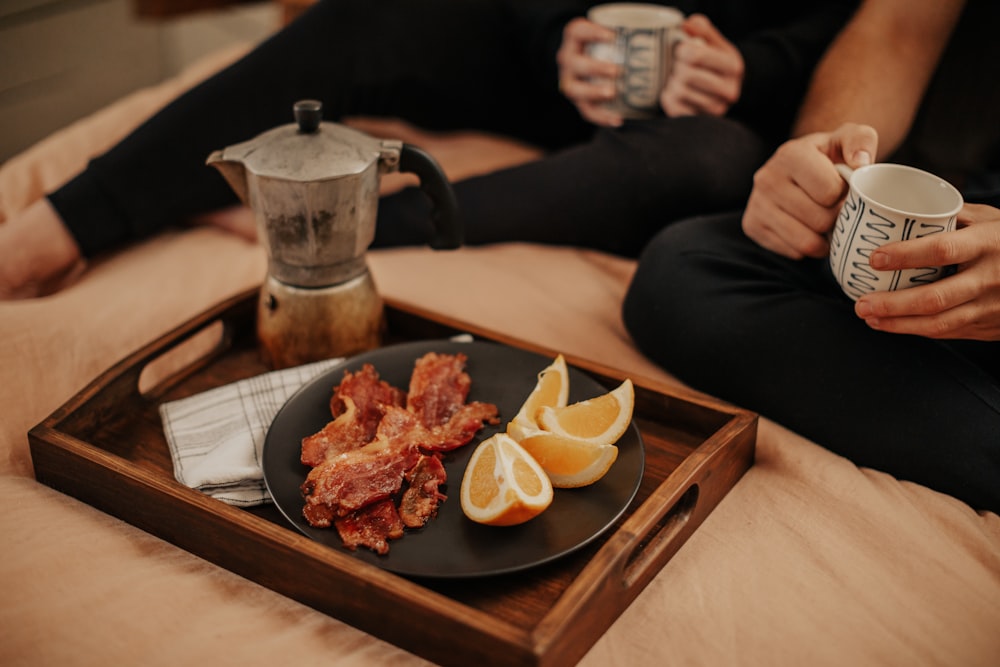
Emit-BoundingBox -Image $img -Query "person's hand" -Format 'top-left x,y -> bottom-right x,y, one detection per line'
854,203 -> 1000,341
556,17 -> 624,127
660,14 -> 743,117
742,123 -> 878,259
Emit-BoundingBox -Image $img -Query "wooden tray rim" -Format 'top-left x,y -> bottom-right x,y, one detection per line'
28,288 -> 757,667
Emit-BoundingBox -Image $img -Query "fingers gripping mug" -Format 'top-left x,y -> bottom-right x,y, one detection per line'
587,3 -> 686,118
829,163 -> 963,301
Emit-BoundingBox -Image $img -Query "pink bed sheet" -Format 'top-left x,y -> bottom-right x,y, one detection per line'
1,45 -> 998,667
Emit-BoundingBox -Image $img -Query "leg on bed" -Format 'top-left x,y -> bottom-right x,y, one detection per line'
623,212 -> 1000,512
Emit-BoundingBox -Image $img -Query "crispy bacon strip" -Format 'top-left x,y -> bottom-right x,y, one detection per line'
407,352 -> 473,427
373,404 -> 499,453
399,454 -> 448,529
299,397 -> 368,468
329,363 -> 406,418
301,437 -> 420,521
300,352 -> 499,554
301,496 -> 336,528
425,402 -> 500,451
300,364 -> 405,467
335,499 -> 405,555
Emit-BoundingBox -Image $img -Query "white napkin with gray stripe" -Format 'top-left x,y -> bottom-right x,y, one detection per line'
160,358 -> 343,506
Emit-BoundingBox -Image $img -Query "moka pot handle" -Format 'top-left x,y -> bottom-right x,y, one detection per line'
399,143 -> 463,249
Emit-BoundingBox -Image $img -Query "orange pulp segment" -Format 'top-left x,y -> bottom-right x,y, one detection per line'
536,379 -> 634,446
518,430 -> 619,488
460,432 -> 554,526
507,354 -> 569,440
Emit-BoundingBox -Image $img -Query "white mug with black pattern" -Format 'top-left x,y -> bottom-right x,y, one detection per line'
587,3 -> 687,119
829,163 -> 963,301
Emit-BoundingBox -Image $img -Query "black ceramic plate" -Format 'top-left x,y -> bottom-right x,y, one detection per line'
262,339 -> 644,579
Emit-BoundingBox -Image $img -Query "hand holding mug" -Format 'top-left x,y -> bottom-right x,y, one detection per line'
556,17 -> 624,127
824,149 -> 1000,341
660,14 -> 743,118
584,3 -> 687,120
742,123 -> 879,259
854,203 -> 1000,341
829,162 -> 962,300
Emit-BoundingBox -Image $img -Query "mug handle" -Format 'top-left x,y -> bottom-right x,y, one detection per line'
834,163 -> 854,183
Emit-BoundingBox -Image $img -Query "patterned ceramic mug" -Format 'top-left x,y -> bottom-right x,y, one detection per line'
587,3 -> 686,119
829,163 -> 963,301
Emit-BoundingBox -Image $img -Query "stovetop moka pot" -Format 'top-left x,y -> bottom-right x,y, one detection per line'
207,100 -> 461,368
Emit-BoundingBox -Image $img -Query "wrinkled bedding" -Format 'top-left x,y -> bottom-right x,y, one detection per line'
1,45 -> 998,667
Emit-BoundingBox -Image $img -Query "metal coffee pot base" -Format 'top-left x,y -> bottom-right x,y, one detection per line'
257,272 -> 384,369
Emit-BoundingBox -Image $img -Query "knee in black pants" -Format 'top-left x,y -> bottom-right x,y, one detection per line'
623,212 -> 740,375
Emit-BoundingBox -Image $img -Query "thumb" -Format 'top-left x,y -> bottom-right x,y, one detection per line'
832,122 -> 878,169
682,14 -> 725,46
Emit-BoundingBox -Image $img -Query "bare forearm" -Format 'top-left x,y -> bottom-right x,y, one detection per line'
793,0 -> 965,158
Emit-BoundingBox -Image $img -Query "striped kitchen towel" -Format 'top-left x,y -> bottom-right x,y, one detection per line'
160,357 -> 343,506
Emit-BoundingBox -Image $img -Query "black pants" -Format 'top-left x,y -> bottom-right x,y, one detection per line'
51,0 -> 767,259
623,212 -> 1000,512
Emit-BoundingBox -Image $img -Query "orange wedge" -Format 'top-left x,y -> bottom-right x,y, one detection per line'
507,354 -> 570,442
517,431 -> 619,488
536,379 -> 634,446
460,432 -> 554,526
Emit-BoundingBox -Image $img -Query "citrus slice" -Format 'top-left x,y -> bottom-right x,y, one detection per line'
460,432 -> 554,526
536,379 -> 634,446
518,430 -> 619,488
507,354 -> 570,441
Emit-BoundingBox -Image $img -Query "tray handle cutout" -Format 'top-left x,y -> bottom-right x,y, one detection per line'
137,318 -> 233,399
622,483 -> 699,589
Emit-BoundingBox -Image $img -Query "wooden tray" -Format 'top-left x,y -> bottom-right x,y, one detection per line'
29,288 -> 756,667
